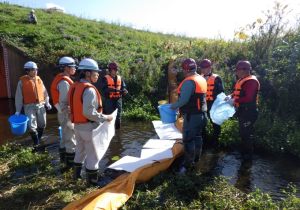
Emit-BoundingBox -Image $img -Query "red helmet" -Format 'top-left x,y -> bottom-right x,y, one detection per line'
236,60 -> 251,71
182,58 -> 197,71
199,59 -> 212,69
108,62 -> 118,71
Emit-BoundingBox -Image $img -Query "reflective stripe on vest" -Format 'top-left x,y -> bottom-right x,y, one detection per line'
69,82 -> 102,123
233,75 -> 260,107
50,73 -> 73,105
205,73 -> 218,101
177,74 -> 207,113
20,75 -> 45,104
105,75 -> 121,99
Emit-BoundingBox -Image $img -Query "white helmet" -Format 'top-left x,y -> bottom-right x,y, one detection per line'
31,9 -> 35,13
59,56 -> 76,67
24,61 -> 38,69
78,58 -> 100,71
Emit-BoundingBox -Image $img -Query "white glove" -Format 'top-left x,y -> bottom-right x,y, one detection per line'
15,112 -> 20,116
66,120 -> 74,130
46,103 -> 52,110
54,103 -> 62,113
227,98 -> 235,106
224,96 -> 231,101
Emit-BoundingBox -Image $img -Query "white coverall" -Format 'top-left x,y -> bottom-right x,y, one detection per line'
74,79 -> 108,170
15,79 -> 50,133
56,79 -> 76,153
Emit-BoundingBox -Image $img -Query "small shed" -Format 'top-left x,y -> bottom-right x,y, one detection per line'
0,41 -> 29,98
0,40 -> 54,99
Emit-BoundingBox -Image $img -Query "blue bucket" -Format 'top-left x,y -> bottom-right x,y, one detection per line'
8,114 -> 29,136
58,126 -> 62,142
158,104 -> 177,123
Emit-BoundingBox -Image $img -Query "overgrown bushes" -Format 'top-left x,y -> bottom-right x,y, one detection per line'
1,2 -> 300,157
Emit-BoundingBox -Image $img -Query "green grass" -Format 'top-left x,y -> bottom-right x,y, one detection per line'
1,143 -> 299,210
0,2 -> 245,102
123,172 -> 300,210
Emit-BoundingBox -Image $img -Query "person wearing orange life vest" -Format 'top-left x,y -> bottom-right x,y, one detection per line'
50,56 -> 77,168
171,58 -> 207,174
226,60 -> 260,160
198,59 -> 224,148
101,62 -> 128,129
15,61 -> 52,147
69,58 -> 113,186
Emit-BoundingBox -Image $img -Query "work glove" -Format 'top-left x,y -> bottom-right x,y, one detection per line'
105,115 -> 113,122
227,98 -> 235,106
224,96 -> 231,101
54,103 -> 62,113
66,120 -> 74,130
122,89 -> 128,96
15,112 -> 20,116
45,103 -> 52,110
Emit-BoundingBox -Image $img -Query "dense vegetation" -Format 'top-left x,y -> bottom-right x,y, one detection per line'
0,143 -> 299,209
0,2 -> 246,120
2,2 -> 298,157
0,2 -> 300,209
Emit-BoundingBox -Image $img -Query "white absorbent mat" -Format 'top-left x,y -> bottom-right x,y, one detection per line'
152,120 -> 182,139
140,148 -> 173,160
108,156 -> 154,172
143,139 -> 176,149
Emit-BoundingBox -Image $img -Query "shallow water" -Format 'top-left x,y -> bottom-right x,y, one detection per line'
1,99 -> 299,200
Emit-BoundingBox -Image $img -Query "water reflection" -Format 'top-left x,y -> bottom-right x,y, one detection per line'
198,150 -> 300,199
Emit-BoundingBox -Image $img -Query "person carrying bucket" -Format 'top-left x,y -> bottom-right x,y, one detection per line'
100,62 -> 128,129
50,56 -> 77,169
15,61 -> 52,148
68,58 -> 113,186
198,59 -> 224,148
171,58 -> 207,174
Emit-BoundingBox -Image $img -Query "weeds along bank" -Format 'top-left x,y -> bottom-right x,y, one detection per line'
0,144 -> 300,209
1,2 -> 300,158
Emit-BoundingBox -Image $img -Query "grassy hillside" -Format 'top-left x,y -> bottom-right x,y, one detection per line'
0,3 -> 190,62
0,3 -> 246,98
2,2 -> 300,158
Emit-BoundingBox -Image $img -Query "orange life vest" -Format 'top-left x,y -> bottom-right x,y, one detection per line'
233,75 -> 260,107
105,75 -> 122,99
69,82 -> 102,123
205,73 -> 219,101
50,73 -> 74,105
20,75 -> 45,104
177,74 -> 207,114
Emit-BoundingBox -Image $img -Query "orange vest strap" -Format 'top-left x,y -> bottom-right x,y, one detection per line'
20,75 -> 45,104
105,75 -> 122,99
50,73 -> 73,105
206,73 -> 218,101
233,75 -> 260,107
69,82 -> 102,123
177,74 -> 207,112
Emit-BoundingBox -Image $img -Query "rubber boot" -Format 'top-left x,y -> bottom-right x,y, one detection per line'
241,136 -> 254,161
30,132 -> 39,146
65,152 -> 75,169
86,168 -> 99,186
115,119 -> 121,130
73,162 -> 83,180
37,127 -> 44,141
194,145 -> 203,163
59,148 -> 66,164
